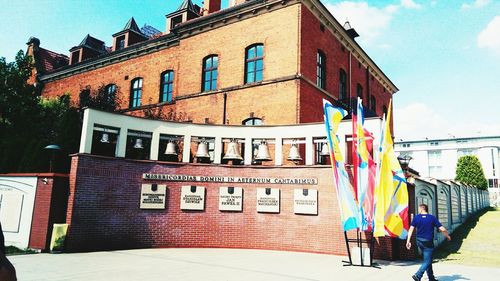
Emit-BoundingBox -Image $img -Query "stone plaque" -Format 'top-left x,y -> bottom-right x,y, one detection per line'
180,186 -> 205,210
219,187 -> 243,211
256,188 -> 280,213
294,189 -> 318,215
140,184 -> 167,209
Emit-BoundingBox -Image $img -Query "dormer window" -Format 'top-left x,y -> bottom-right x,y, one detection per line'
116,36 -> 125,51
70,50 -> 80,65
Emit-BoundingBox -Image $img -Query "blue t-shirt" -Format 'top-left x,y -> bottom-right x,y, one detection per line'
410,214 -> 442,241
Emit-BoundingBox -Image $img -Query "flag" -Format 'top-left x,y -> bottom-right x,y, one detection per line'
323,99 -> 359,231
354,98 -> 376,231
373,100 -> 409,239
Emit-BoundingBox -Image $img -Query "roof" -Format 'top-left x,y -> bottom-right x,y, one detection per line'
177,0 -> 199,14
113,17 -> 148,38
70,34 -> 107,53
38,47 -> 68,73
122,17 -> 142,34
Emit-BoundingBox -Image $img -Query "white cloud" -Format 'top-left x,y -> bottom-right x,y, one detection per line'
325,1 -> 421,46
462,0 -> 491,10
478,16 -> 500,53
325,2 -> 399,44
400,0 -> 421,9
394,102 -> 500,140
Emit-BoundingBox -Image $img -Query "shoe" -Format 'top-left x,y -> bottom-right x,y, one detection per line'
412,275 -> 420,281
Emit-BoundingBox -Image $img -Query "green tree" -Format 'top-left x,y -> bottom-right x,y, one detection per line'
0,51 -> 80,173
455,155 -> 488,190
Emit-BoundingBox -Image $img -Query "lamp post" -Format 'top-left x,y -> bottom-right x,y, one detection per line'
397,154 -> 413,171
44,144 -> 61,172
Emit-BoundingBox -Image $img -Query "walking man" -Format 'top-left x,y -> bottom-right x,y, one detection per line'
406,203 -> 451,281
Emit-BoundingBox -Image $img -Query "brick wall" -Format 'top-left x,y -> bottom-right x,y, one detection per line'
64,154 -> 407,260
28,174 -> 69,251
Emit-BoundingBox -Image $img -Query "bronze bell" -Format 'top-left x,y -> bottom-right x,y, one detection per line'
320,142 -> 330,156
223,139 -> 243,161
255,140 -> 272,161
100,132 -> 110,143
133,138 -> 144,149
164,140 -> 177,156
288,143 -> 302,161
195,141 -> 210,159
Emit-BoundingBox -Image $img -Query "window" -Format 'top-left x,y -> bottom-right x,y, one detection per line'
130,78 -> 143,108
430,142 -> 440,146
160,70 -> 174,103
104,84 -> 116,104
458,148 -> 477,157
316,50 -> 326,89
429,166 -> 442,178
339,69 -> 347,101
242,118 -> 263,126
370,95 -> 376,112
402,143 -> 411,148
71,50 -> 80,64
245,44 -> 264,84
428,150 -> 441,167
117,36 -> 126,50
79,88 -> 91,107
357,84 -> 363,99
202,55 -> 218,92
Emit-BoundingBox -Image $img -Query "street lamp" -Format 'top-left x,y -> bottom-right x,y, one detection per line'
44,144 -> 61,172
397,154 -> 413,170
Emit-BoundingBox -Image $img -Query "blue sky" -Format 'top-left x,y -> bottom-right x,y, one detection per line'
1,0 -> 499,140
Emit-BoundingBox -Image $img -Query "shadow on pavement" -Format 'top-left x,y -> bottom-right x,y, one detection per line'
434,207 -> 496,260
436,274 -> 471,281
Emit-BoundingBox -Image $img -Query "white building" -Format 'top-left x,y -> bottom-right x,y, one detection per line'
395,136 -> 500,189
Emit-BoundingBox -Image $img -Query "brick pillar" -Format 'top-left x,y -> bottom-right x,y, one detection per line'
28,174 -> 69,251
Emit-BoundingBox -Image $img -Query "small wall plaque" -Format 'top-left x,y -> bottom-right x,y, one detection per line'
256,188 -> 280,213
140,184 -> 167,209
180,186 -> 205,210
294,189 -> 318,215
219,187 -> 243,211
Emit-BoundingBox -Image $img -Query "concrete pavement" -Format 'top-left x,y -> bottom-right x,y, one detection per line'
9,248 -> 500,281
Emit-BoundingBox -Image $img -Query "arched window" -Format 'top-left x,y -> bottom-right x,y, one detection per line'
130,78 -> 143,108
317,50 -> 326,89
339,69 -> 347,101
357,83 -> 363,99
105,84 -> 116,104
242,118 -> 263,126
245,44 -> 264,84
202,55 -> 218,92
370,95 -> 376,112
160,70 -> 174,102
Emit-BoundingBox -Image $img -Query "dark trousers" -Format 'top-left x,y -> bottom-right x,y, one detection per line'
415,238 -> 435,280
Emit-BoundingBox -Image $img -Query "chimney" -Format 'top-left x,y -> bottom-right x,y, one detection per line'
203,0 -> 221,15
229,0 -> 247,7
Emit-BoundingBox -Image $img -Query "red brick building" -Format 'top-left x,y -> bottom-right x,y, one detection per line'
20,0 -> 411,260
28,0 -> 397,125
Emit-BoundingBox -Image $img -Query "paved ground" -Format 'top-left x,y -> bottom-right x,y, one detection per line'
9,248 -> 500,281
438,207 -> 500,267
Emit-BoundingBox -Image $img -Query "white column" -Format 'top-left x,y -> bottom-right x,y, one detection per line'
117,128 -> 128,158
244,137 -> 253,165
305,136 -> 313,165
150,131 -> 160,161
275,138 -> 283,166
214,136 -> 223,164
182,135 -> 192,163
79,109 -> 94,154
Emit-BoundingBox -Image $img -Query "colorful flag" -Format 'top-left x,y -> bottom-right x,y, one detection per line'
354,98 -> 376,231
323,99 -> 359,231
373,100 -> 409,239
